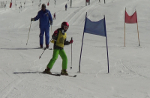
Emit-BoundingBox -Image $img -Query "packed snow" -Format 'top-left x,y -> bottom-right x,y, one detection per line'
0,0 -> 150,98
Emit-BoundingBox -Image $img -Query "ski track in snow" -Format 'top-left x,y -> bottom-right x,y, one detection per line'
0,78 -> 24,98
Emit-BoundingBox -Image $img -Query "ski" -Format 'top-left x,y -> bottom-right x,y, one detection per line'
42,72 -> 76,77
68,75 -> 77,77
61,74 -> 77,77
14,71 -> 76,77
42,72 -> 61,76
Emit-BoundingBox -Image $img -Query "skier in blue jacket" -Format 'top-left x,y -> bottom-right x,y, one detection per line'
31,4 -> 53,48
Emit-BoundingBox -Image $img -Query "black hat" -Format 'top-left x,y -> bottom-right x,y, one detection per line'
41,4 -> 46,8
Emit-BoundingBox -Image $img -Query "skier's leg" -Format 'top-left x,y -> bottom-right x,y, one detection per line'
59,49 -> 68,70
45,27 -> 50,47
47,49 -> 59,69
40,28 -> 44,47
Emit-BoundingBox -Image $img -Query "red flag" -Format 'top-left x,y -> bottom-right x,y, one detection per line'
47,2 -> 49,6
125,10 -> 137,23
10,2 -> 12,8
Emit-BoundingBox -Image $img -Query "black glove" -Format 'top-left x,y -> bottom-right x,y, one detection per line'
52,35 -> 57,40
50,21 -> 53,25
31,18 -> 34,21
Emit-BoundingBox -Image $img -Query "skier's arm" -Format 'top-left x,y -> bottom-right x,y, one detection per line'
34,11 -> 40,21
52,30 -> 58,40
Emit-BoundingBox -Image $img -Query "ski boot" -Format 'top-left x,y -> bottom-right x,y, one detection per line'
43,67 -> 52,74
61,69 -> 68,75
40,45 -> 43,48
46,45 -> 49,49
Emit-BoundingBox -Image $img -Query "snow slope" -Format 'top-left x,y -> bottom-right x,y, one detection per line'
0,0 -> 150,98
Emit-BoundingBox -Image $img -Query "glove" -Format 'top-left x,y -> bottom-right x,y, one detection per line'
52,35 -> 57,40
31,18 -> 34,21
50,21 -> 53,25
70,39 -> 73,44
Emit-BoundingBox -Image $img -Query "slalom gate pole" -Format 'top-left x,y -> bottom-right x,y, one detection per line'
26,21 -> 32,45
104,15 -> 110,73
137,22 -> 140,46
106,34 -> 109,73
78,12 -> 87,73
136,10 -> 140,46
124,8 -> 126,47
70,37 -> 73,69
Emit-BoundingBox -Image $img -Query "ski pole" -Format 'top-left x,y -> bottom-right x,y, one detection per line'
39,47 -> 47,59
70,37 -> 73,69
39,39 -> 54,59
51,24 -> 52,32
26,21 -> 32,45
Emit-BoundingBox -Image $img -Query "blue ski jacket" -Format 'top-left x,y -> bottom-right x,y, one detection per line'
34,9 -> 53,29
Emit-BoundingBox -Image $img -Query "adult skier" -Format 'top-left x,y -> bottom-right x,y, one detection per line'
31,4 -> 53,48
43,22 -> 73,75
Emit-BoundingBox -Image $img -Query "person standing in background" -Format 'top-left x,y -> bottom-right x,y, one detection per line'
31,4 -> 53,48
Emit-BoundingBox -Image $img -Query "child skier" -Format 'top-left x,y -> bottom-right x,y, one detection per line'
43,22 -> 73,75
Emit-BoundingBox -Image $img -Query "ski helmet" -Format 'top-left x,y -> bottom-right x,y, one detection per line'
61,22 -> 69,30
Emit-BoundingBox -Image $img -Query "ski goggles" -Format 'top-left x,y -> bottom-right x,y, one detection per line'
64,26 -> 69,30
